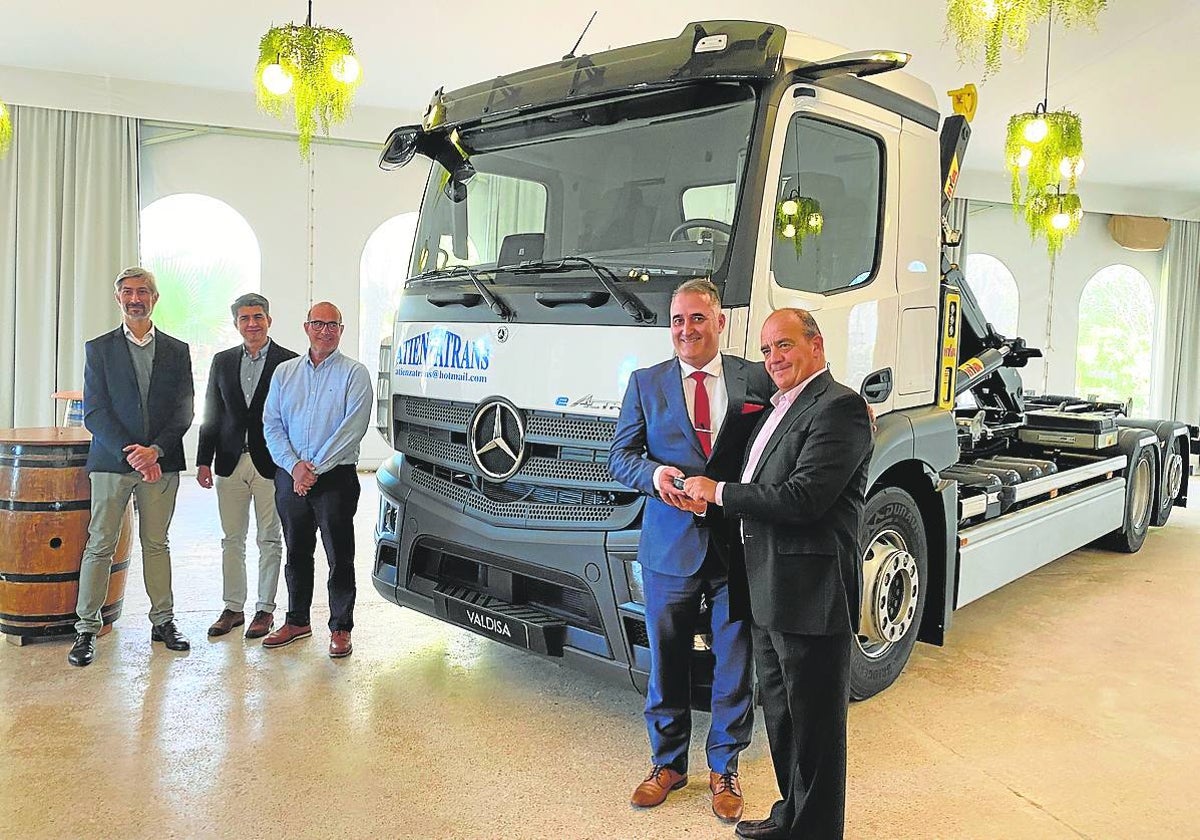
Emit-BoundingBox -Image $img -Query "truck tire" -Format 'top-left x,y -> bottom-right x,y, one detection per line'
1102,446 -> 1156,553
1152,437 -> 1185,527
851,487 -> 928,701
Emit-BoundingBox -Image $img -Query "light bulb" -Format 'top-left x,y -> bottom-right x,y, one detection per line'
782,223 -> 796,238
982,0 -> 999,20
1016,147 -> 1033,168
1050,212 -> 1071,230
332,54 -> 361,84
808,212 -> 823,229
261,63 -> 293,95
1060,156 -> 1085,178
1023,117 -> 1048,143
781,199 -> 798,216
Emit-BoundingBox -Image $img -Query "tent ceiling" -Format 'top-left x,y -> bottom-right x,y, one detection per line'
2,1 -> 1197,201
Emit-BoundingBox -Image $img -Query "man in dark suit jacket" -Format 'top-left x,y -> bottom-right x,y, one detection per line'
196,293 -> 298,640
610,279 -> 773,824
686,308 -> 873,840
69,266 -> 194,667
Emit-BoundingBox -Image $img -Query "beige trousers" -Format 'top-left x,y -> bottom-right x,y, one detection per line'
215,452 -> 283,613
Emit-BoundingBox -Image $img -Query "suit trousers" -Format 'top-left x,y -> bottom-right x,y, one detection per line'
75,470 -> 180,633
752,624 -> 852,840
641,548 -> 754,774
274,465 -> 360,632
215,452 -> 283,613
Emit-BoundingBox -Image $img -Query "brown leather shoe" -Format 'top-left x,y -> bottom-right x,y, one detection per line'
207,609 -> 245,638
329,630 -> 352,659
262,623 -> 312,649
710,770 -> 744,822
630,765 -> 687,808
245,611 -> 274,639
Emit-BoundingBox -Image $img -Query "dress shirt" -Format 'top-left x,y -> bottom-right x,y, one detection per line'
122,322 -> 157,348
715,365 -> 827,506
651,354 -> 729,492
263,349 -> 373,476
240,339 -> 271,407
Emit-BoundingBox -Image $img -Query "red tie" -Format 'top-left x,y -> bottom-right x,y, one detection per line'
689,371 -> 712,458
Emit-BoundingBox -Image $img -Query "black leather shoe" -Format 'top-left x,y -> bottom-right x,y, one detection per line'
735,817 -> 788,840
67,632 -> 96,667
151,621 -> 190,651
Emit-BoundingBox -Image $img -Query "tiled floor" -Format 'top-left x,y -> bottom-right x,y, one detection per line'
2,475 -> 1197,839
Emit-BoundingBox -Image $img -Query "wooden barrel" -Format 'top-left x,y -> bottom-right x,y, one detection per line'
0,427 -> 133,642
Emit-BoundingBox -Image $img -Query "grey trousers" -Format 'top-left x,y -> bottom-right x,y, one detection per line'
215,453 -> 282,613
75,470 -> 180,634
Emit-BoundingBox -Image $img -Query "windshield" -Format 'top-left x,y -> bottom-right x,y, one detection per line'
409,83 -> 757,280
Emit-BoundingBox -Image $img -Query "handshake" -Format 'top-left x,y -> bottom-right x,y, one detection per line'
657,468 -> 720,513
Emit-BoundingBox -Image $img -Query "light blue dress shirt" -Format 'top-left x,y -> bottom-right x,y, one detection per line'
263,349 -> 373,476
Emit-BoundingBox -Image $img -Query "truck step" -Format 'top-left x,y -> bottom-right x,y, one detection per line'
432,583 -> 567,656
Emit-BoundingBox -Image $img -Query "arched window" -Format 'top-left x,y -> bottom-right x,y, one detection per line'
1076,264 -> 1154,412
141,194 -> 260,407
964,253 -> 1020,337
360,212 -> 419,390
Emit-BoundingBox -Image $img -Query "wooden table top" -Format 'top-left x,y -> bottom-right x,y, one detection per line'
0,427 -> 92,445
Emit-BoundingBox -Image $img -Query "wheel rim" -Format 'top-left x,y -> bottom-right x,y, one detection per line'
857,528 -> 920,660
1164,446 -> 1184,508
1130,455 -> 1153,531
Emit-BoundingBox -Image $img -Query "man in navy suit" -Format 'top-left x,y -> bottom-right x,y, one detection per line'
196,293 -> 298,640
685,309 -> 873,840
68,266 -> 194,667
609,278 -> 773,823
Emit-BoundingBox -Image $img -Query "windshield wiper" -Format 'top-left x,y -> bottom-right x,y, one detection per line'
407,266 -> 514,321
509,257 -> 656,324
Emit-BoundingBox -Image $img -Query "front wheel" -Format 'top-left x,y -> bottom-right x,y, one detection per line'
851,487 -> 929,701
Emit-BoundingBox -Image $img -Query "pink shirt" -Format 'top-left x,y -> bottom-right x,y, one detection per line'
715,366 -> 826,506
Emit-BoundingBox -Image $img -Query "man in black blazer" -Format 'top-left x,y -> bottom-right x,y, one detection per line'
685,308 -> 873,840
69,267 -> 194,667
196,293 -> 298,640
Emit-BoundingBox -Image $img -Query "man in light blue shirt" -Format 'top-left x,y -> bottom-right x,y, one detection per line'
261,301 -> 372,659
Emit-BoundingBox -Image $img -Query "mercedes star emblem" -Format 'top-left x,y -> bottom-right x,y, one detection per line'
468,398 -> 526,481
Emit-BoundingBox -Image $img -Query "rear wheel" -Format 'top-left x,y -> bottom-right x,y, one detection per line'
1102,446 -> 1156,553
851,487 -> 928,701
1152,437 -> 1185,527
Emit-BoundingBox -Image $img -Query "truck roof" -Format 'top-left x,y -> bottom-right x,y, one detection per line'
420,20 -> 938,133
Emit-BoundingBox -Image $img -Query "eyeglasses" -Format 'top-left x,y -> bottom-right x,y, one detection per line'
305,320 -> 343,332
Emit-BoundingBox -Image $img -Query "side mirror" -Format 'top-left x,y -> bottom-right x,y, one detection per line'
379,126 -> 421,171
443,160 -> 476,203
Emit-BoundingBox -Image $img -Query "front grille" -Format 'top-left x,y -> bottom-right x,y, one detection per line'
408,464 -> 630,526
394,395 -> 638,528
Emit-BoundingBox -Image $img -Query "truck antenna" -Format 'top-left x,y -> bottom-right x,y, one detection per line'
563,11 -> 598,60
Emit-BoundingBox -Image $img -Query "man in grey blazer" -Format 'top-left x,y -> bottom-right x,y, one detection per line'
69,266 -> 194,667
686,308 -> 873,840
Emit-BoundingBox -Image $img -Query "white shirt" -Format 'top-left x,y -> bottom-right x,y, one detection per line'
651,354 -> 729,492
122,321 -> 156,348
679,354 -> 729,445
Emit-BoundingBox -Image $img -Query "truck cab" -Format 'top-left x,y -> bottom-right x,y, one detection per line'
371,20 -> 1191,701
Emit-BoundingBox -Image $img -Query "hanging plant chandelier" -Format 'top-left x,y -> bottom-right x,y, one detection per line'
255,1 -> 361,158
1026,187 -> 1083,257
1003,7 -> 1090,258
0,101 -> 12,159
775,192 -> 823,256
946,0 -> 1107,79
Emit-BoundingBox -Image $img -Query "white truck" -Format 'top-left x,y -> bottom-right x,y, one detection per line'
370,20 -> 1193,700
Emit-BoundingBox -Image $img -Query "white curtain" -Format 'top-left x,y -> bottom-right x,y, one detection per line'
1157,219 -> 1200,423
0,105 -> 140,427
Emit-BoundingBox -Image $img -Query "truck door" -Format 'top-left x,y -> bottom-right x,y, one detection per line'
747,84 -> 901,407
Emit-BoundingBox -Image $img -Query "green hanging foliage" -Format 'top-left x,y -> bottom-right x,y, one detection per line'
255,23 -> 360,158
774,194 -> 823,257
0,102 -> 12,159
1005,108 -> 1083,208
945,0 -> 1108,79
1024,188 -> 1083,259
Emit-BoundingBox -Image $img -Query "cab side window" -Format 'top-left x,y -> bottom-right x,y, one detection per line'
771,116 -> 882,294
